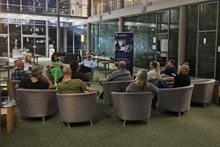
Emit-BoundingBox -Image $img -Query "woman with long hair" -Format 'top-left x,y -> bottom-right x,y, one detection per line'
126,69 -> 158,94
147,61 -> 160,80
48,54 -> 63,83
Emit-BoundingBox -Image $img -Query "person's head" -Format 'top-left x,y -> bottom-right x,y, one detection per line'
31,66 -> 43,79
51,54 -> 59,62
62,67 -> 72,78
118,61 -> 126,69
150,61 -> 158,69
15,60 -> 24,70
70,60 -> 79,72
166,59 -> 176,68
135,69 -> 148,89
86,53 -> 92,60
179,64 -> 190,75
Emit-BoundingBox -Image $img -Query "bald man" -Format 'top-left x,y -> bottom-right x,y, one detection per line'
101,61 -> 132,82
11,60 -> 30,80
158,64 -> 191,88
58,67 -> 99,94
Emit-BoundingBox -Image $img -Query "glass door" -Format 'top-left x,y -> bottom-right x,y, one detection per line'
197,32 -> 216,78
196,2 -> 218,78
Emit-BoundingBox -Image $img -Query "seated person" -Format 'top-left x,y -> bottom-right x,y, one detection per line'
57,67 -> 99,94
147,61 -> 160,80
101,61 -> 132,82
126,69 -> 158,94
158,64 -> 191,88
17,65 -> 54,89
11,60 -> 30,80
99,61 -> 132,99
160,59 -> 177,77
78,53 -> 96,73
48,54 -> 63,83
57,60 -> 89,82
22,54 -> 33,72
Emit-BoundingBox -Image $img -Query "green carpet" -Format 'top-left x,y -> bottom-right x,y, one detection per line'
1,97 -> 220,147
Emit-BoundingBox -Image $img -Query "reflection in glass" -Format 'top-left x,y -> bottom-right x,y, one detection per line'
22,0 -> 33,13
8,0 -> 20,12
199,3 -> 217,30
124,13 -> 156,68
48,0 -> 57,14
186,5 -> 198,77
35,0 -> 45,13
198,32 -> 216,78
0,0 -> 7,12
9,24 -> 21,54
0,23 -> 8,34
157,11 -> 169,33
0,36 -> 8,56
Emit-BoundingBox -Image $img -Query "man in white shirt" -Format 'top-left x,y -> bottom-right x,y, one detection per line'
78,53 -> 96,73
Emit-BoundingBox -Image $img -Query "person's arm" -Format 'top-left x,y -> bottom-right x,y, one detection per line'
78,60 -> 84,66
85,86 -> 99,94
91,60 -> 97,68
162,76 -> 174,82
41,75 -> 55,89
148,83 -> 159,94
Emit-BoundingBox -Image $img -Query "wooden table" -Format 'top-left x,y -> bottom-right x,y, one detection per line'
1,105 -> 15,134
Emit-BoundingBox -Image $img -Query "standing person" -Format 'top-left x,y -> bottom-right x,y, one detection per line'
126,69 -> 158,94
11,60 -> 30,80
17,66 -> 51,89
158,64 -> 191,88
160,59 -> 177,77
100,61 -> 132,82
48,54 -> 63,83
147,61 -> 160,80
78,53 -> 96,73
57,67 -> 99,94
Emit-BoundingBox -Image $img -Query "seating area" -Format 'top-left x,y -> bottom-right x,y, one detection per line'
0,57 -> 220,147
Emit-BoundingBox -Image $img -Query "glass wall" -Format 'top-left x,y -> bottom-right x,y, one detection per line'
98,21 -> 118,57
124,13 -> 156,68
0,0 -> 87,17
186,2 -> 219,79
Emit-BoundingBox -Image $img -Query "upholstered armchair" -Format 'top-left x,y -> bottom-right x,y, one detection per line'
157,85 -> 194,116
56,92 -> 97,128
101,80 -> 134,104
16,89 -> 58,122
111,92 -> 154,126
191,79 -> 215,107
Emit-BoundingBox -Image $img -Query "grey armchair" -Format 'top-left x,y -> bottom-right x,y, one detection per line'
191,79 -> 215,107
101,80 -> 134,104
16,89 -> 58,122
111,92 -> 154,126
157,85 -> 194,116
56,92 -> 97,128
84,67 -> 95,82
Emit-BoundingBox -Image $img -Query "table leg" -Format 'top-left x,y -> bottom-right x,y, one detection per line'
6,107 -> 15,134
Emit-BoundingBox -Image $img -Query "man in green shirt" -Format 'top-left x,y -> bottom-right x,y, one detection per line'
58,67 -> 99,94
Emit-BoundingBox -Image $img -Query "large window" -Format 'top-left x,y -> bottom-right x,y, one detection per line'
124,13 -> 156,68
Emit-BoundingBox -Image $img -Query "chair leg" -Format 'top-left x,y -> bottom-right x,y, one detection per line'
67,123 -> 71,128
42,117 -> 45,123
123,120 -> 126,127
90,120 -> 93,126
203,103 -> 206,108
145,119 -> 150,125
178,112 -> 181,117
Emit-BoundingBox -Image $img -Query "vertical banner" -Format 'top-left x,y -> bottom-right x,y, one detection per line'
115,32 -> 133,75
